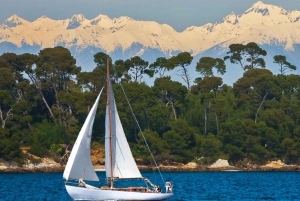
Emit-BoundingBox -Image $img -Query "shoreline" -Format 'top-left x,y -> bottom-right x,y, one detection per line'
1,164 -> 300,173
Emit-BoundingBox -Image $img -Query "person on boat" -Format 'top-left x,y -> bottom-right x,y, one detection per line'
153,185 -> 161,193
166,182 -> 172,193
166,185 -> 172,193
78,178 -> 86,187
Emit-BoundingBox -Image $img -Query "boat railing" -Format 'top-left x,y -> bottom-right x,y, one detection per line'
65,180 -> 79,186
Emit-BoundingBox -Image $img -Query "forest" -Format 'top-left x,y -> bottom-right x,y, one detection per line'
0,42 -> 299,166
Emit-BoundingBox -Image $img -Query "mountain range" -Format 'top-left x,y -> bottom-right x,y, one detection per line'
0,1 -> 300,85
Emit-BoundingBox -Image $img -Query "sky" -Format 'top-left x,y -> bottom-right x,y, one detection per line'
1,0 -> 300,32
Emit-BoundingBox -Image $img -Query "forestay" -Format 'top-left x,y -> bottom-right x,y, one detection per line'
105,80 -> 142,179
63,88 -> 104,181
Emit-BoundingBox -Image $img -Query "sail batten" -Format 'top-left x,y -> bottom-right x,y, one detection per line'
63,88 -> 104,181
105,80 -> 142,179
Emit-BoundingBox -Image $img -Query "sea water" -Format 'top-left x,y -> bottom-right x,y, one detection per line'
1,171 -> 300,201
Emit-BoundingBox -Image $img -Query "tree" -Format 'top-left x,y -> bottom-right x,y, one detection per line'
136,130 -> 167,158
200,134 -> 222,159
163,119 -> 196,162
93,52 -> 111,67
0,53 -> 25,82
36,47 -> 81,126
276,74 -> 300,100
194,57 -> 226,135
273,55 -> 296,75
149,57 -> 174,78
198,77 -> 223,97
224,42 -> 267,71
153,77 -> 188,120
233,69 -> 279,123
115,82 -> 156,142
124,56 -> 152,83
196,57 -> 226,77
22,53 -> 56,123
0,90 -> 13,128
170,52 -> 193,89
113,59 -> 130,82
36,46 -> 80,93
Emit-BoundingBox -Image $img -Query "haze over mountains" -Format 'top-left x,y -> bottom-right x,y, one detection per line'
0,1 -> 299,85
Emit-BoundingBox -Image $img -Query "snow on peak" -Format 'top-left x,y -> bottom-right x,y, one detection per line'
245,1 -> 288,16
1,2 -> 300,56
289,10 -> 300,22
117,16 -> 134,22
38,15 -> 48,19
67,14 -> 88,29
252,1 -> 266,8
4,14 -> 28,27
34,15 -> 52,23
114,16 -> 135,25
203,23 -> 214,32
184,26 -> 198,32
90,14 -> 112,26
223,12 -> 238,24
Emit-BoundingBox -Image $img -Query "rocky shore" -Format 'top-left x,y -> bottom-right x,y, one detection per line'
1,159 -> 299,173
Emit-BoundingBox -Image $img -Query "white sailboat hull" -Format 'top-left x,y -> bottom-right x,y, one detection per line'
66,185 -> 174,200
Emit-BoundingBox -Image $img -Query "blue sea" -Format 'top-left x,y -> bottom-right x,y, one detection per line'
1,171 -> 300,201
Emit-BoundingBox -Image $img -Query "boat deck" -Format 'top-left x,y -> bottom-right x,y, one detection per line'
100,186 -> 153,193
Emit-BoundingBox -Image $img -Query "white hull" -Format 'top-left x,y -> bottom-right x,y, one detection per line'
65,185 -> 174,200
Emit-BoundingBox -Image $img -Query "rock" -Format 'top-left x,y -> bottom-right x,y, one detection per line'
209,159 -> 232,168
0,162 -> 8,169
0,161 -> 18,169
262,160 -> 285,169
183,162 -> 198,168
28,163 -> 35,169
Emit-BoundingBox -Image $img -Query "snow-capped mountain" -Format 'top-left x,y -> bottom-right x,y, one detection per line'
0,1 -> 299,85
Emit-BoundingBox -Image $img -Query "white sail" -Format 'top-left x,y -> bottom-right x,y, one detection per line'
63,88 -> 104,181
105,81 -> 142,179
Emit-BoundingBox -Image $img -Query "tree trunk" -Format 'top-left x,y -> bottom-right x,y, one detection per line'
143,107 -> 150,130
52,81 -> 63,126
204,106 -> 208,137
0,108 -> 12,129
134,122 -> 138,142
163,108 -> 173,133
215,111 -> 219,134
38,88 -> 57,125
182,66 -> 190,89
166,102 -> 177,120
28,122 -> 34,133
255,91 -> 268,123
171,102 -> 177,120
27,73 -> 57,125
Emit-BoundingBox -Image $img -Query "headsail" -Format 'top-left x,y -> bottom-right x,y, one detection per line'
105,80 -> 142,179
63,88 -> 104,181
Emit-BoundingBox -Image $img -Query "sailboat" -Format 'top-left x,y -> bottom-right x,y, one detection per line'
63,57 -> 174,200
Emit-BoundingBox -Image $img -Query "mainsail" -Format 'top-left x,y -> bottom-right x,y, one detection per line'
63,88 -> 104,181
105,80 -> 142,179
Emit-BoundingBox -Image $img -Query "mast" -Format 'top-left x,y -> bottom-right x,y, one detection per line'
106,56 -> 114,188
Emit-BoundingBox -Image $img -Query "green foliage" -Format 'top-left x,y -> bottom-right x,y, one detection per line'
200,134 -> 223,159
169,52 -> 193,89
149,57 -> 174,78
273,55 -> 296,74
124,56 -> 151,83
225,42 -> 267,71
1,47 -> 300,167
28,121 -> 65,157
196,57 -> 226,77
226,144 -> 244,162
